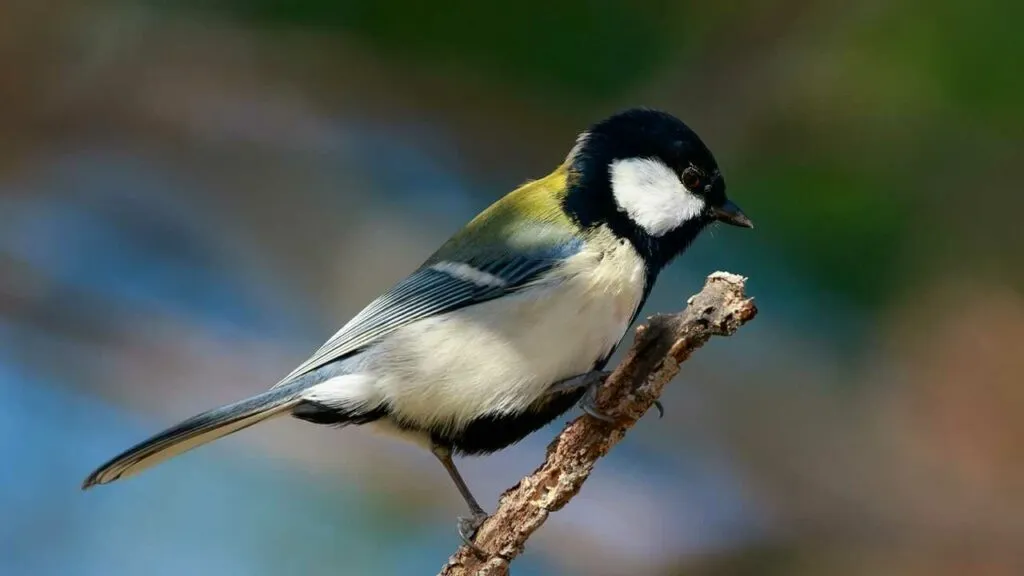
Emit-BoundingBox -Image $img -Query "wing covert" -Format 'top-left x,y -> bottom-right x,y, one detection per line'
275,242 -> 581,385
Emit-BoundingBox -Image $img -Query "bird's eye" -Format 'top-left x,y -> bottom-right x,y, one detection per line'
682,167 -> 702,191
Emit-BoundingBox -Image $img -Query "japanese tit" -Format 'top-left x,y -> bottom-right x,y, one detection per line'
83,108 -> 752,541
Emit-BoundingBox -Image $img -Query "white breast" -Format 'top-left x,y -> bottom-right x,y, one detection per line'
357,231 -> 647,433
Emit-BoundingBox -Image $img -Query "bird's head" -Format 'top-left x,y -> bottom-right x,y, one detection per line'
563,108 -> 752,269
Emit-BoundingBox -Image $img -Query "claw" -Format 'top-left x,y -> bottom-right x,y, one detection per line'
581,401 -> 616,423
457,513 -> 490,559
580,380 -> 616,423
653,400 -> 665,419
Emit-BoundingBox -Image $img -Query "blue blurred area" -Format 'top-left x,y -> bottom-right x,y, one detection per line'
0,361 -> 430,576
1,152 -> 284,333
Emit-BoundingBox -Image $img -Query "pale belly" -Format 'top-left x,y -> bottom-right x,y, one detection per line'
360,238 -> 647,433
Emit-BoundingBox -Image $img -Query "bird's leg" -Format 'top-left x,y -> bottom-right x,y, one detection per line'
431,444 -> 489,555
548,371 -> 616,422
547,370 -> 610,394
550,370 -> 664,420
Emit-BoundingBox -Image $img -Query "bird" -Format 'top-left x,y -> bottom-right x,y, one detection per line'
82,107 -> 752,543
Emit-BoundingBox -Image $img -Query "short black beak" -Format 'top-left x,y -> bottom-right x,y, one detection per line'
712,200 -> 754,228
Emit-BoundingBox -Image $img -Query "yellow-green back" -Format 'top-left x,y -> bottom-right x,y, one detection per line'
426,164 -> 582,264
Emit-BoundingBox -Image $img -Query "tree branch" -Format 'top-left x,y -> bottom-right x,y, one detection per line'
439,272 -> 758,576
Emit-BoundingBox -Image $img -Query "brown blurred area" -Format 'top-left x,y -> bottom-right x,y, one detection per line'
1,1 -> 1022,575
679,280 -> 1024,575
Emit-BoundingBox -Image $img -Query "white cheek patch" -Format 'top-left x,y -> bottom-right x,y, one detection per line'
610,157 -> 705,236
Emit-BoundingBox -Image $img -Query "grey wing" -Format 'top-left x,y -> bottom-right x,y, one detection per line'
273,247 -> 580,387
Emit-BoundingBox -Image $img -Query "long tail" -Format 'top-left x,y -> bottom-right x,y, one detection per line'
82,384 -> 305,489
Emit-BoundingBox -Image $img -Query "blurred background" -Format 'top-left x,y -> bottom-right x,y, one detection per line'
1,1 -> 1022,574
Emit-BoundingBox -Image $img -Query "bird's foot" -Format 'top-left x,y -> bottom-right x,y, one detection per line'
552,370 -> 664,421
580,379 -> 616,423
457,511 -> 490,559
548,370 -> 610,395
576,375 -> 665,422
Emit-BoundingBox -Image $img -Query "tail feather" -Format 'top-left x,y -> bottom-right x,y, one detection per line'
82,385 -> 303,489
